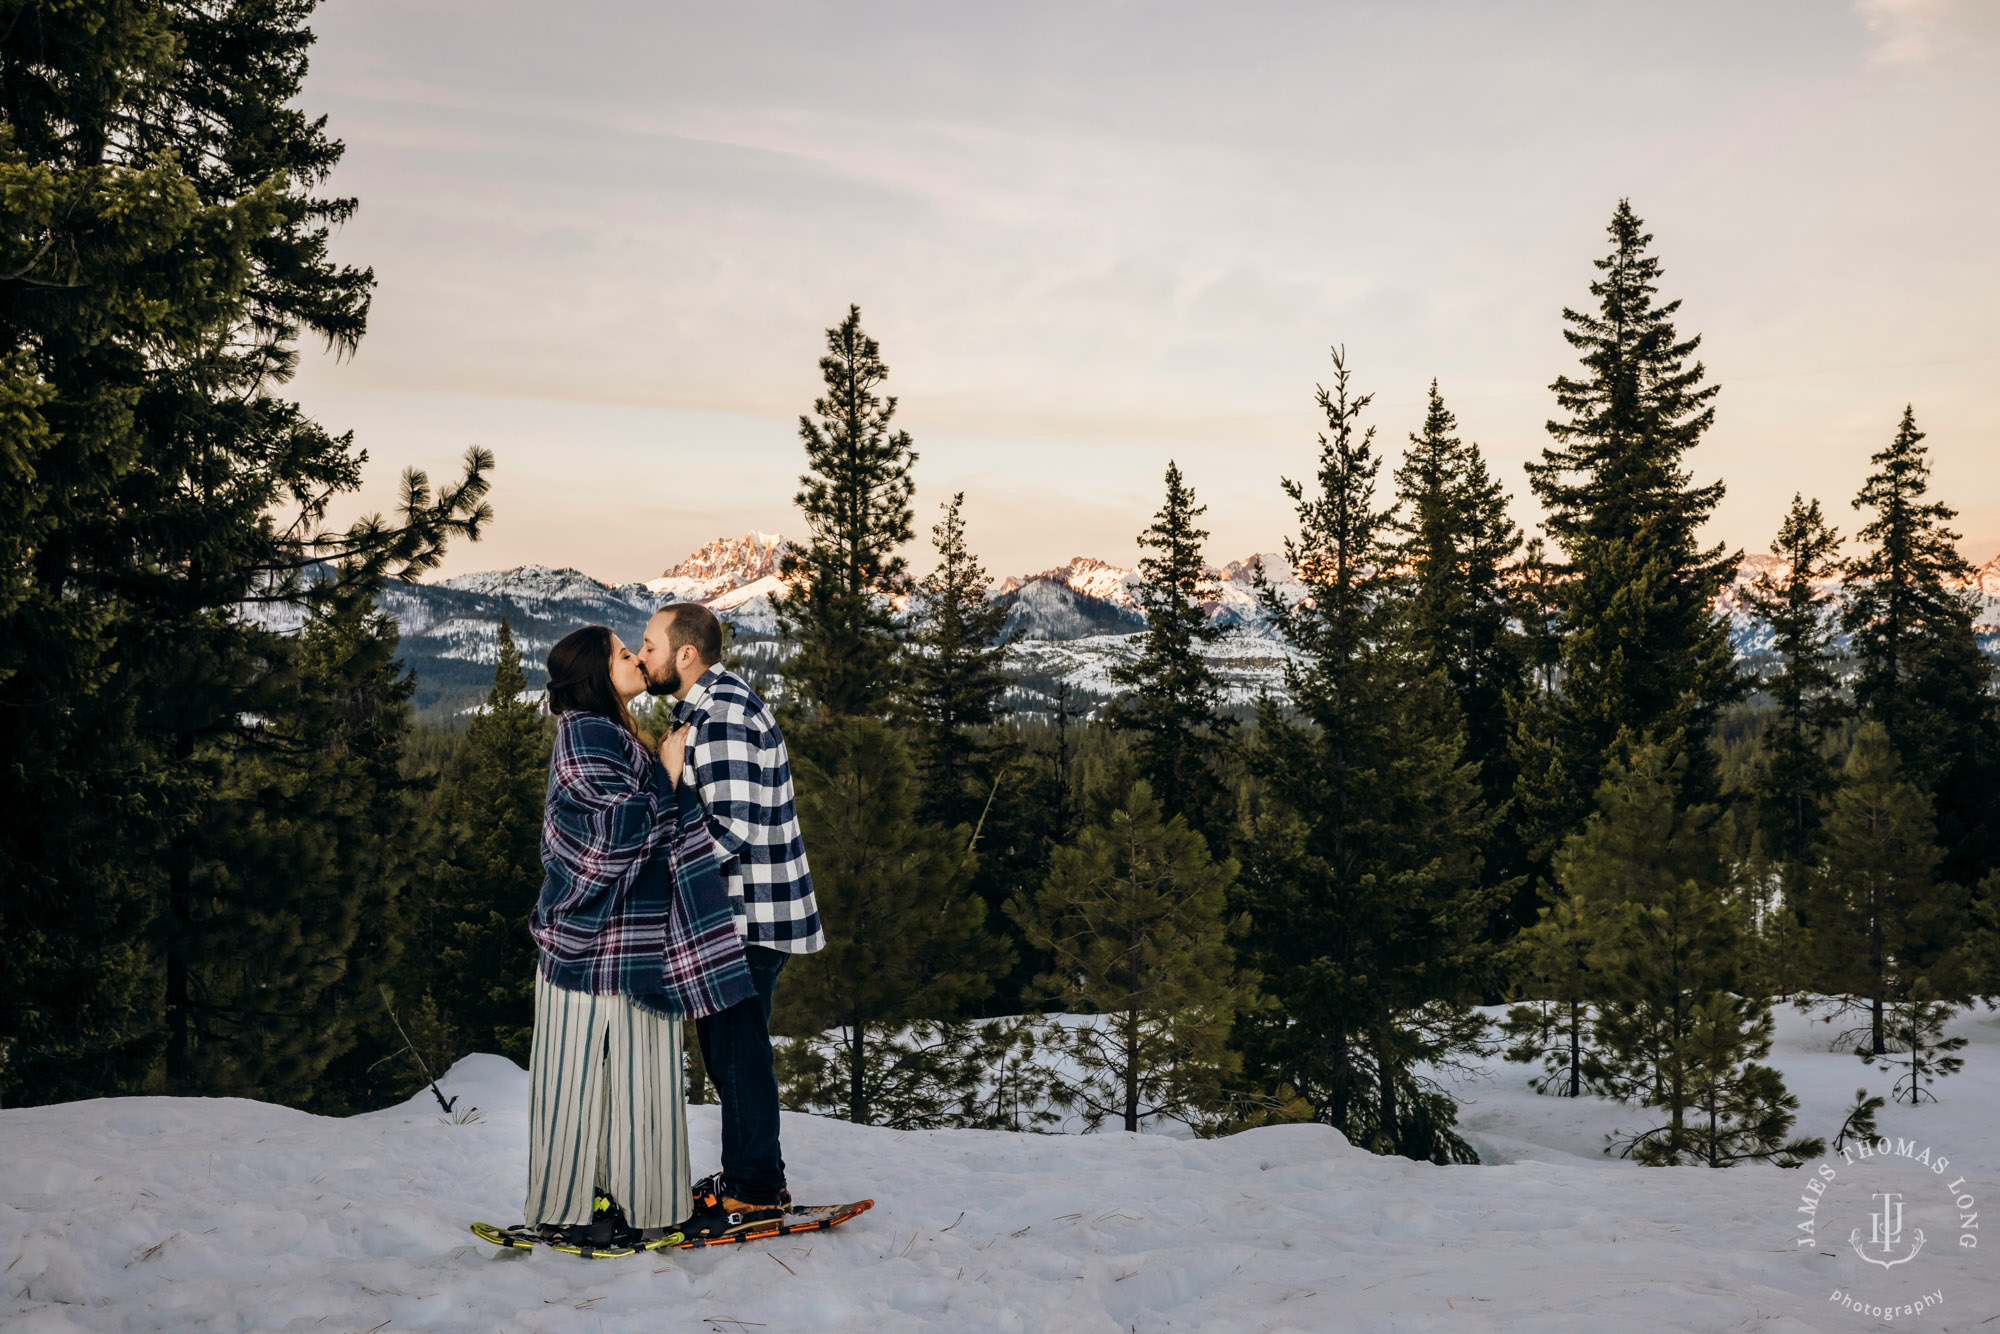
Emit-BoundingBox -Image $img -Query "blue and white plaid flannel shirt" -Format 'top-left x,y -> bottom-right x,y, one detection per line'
672,665 -> 825,953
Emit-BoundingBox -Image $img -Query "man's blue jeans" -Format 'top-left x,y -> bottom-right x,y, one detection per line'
694,943 -> 789,1205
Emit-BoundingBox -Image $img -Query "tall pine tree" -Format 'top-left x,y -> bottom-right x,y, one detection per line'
181,576 -> 424,1105
906,493 -> 1066,1018
1393,381 -> 1523,790
0,0 -> 489,1105
0,2 -> 187,1103
1391,379 -> 1527,905
776,305 -> 916,723
908,492 -> 1012,828
1741,495 -> 1848,1006
424,620 -> 551,1065
1239,348 -> 1498,1163
1799,723 -> 1968,1057
1108,461 -> 1232,842
1517,200 -> 1740,862
1747,495 -> 1846,863
1841,406 -> 1998,886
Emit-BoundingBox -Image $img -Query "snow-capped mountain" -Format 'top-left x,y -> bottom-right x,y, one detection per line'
997,551 -> 1297,636
1002,556 -> 1142,609
648,530 -> 789,600
355,532 -> 2000,719
368,566 -> 660,715
995,576 -> 1145,642
1712,551 -> 2000,660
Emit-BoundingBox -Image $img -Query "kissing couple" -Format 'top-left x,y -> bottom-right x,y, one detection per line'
516,602 -> 824,1252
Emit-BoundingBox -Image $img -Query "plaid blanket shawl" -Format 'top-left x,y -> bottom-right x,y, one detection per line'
531,710 -> 757,1019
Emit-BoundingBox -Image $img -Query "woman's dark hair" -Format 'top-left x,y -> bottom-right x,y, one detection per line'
545,625 -> 639,736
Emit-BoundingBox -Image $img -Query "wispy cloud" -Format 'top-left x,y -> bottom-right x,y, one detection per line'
297,1 -> 2000,582
1855,0 -> 2000,65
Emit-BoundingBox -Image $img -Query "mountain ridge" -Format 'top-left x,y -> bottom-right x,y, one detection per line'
367,531 -> 2000,718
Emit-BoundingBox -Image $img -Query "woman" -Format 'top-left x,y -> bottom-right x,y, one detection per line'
524,624 -> 758,1252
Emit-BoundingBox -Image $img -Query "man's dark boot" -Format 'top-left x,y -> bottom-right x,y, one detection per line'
681,1177 -> 787,1243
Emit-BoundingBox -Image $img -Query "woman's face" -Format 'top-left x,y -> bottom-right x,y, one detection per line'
607,633 -> 648,702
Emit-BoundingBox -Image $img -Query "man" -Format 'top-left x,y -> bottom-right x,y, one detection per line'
640,602 -> 824,1242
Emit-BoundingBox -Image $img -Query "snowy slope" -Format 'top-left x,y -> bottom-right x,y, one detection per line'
6,1000 -> 1996,1333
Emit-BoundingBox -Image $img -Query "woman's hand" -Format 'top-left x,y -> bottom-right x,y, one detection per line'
661,724 -> 691,785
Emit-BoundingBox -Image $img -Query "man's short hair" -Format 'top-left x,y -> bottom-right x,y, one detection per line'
655,602 -> 724,665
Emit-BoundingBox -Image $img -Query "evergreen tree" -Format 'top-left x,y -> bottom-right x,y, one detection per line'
1503,537 -> 1576,932
1007,780 -> 1255,1133
1742,495 -> 1847,1014
1510,537 -> 1566,697
1238,348 -> 1498,1162
1742,839 -> 1813,1004
1563,740 -> 1815,1167
0,0 -> 239,1103
424,621 -> 551,1064
773,719 -> 1010,1126
1392,380 -> 1525,834
181,578 -> 423,1104
1747,495 -> 1846,862
956,734 -> 1069,1021
298,585 -> 437,1114
1959,870 -> 2000,998
1842,406 -> 1999,884
1831,1087 -> 1886,1154
1239,347 -> 1391,1138
1558,740 -> 1740,1110
1799,723 -> 1966,1057
776,305 -> 916,722
1863,977 -> 1968,1105
1519,200 -> 1740,841
1108,461 -> 1232,841
1673,992 -> 1823,1168
908,492 -> 1012,828
1499,880 -> 1613,1098
0,2 -> 490,1105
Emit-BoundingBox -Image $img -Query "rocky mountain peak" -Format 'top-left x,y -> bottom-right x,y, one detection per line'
658,530 -> 789,590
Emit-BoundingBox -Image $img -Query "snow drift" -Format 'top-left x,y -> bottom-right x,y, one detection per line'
5,1003 -> 1997,1333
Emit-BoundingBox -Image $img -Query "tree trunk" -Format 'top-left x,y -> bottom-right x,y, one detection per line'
1328,1019 -> 1349,1130
1123,1005 -> 1140,1134
164,732 -> 196,1092
1870,893 -> 1887,1057
1377,1036 -> 1397,1156
1567,996 -> 1582,1098
848,1023 -> 869,1125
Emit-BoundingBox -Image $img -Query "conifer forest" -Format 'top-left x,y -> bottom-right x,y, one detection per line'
3,2 -> 1997,1187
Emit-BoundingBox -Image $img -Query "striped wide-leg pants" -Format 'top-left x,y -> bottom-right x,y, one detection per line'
525,971 -> 691,1229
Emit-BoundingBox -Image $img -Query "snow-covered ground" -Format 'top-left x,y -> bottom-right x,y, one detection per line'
5,1000 -> 1997,1333
1007,629 -> 1304,709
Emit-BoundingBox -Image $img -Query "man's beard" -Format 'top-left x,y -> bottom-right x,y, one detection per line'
643,661 -> 682,698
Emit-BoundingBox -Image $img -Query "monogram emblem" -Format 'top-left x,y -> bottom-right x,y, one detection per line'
1847,1190 -> 1926,1269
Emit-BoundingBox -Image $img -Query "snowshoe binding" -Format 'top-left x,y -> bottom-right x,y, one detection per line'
470,1193 -> 685,1259
674,1178 -> 874,1248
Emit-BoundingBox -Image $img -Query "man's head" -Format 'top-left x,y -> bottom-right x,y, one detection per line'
641,603 -> 724,699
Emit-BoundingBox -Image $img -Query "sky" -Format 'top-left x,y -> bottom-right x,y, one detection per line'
295,0 -> 2000,585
